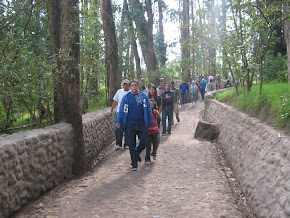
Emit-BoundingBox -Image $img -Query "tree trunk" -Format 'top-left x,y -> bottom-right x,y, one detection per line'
123,0 -> 141,80
181,0 -> 191,81
146,0 -> 158,73
158,0 -> 167,67
100,0 -> 120,106
130,0 -> 158,76
191,0 -> 195,80
221,0 -> 228,79
284,0 -> 290,83
208,0 -> 216,76
47,0 -> 61,124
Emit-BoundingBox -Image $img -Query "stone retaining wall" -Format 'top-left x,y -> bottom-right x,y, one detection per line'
0,108 -> 115,218
204,91 -> 290,218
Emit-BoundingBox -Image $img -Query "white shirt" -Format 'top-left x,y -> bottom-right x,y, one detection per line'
113,89 -> 130,112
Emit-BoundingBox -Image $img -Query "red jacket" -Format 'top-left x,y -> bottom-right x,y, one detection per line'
148,114 -> 159,135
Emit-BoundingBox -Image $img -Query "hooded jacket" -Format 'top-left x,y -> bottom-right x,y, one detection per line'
116,91 -> 154,131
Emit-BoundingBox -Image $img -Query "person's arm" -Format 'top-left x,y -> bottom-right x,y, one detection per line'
110,101 -> 118,116
153,109 -> 160,119
146,97 -> 154,127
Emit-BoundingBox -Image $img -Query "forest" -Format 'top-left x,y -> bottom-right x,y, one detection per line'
0,0 -> 289,134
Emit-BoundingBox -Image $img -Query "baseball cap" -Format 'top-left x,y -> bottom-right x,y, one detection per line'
122,79 -> 130,85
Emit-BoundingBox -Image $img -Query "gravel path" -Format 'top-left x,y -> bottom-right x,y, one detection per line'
14,101 -> 251,218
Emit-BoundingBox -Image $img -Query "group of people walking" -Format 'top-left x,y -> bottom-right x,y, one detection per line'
109,76 -> 231,171
109,78 -> 182,171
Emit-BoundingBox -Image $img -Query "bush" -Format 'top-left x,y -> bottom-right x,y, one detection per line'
214,82 -> 290,128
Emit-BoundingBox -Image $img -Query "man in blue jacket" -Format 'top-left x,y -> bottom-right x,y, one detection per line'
116,79 -> 154,171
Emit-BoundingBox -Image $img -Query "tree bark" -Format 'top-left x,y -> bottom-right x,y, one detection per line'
221,0 -> 228,79
58,0 -> 86,176
158,0 -> 167,67
123,0 -> 141,80
100,0 -> 120,106
207,0 -> 216,76
47,0 -> 61,123
181,0 -> 191,81
130,0 -> 158,76
284,0 -> 290,83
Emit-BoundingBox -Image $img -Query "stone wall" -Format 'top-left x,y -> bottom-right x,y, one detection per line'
0,108 -> 116,218
0,123 -> 75,218
204,91 -> 290,218
83,108 -> 115,167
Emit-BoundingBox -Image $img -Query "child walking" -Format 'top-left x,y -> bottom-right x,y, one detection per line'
145,99 -> 160,165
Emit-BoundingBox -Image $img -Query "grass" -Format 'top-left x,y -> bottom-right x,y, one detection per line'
214,82 -> 290,128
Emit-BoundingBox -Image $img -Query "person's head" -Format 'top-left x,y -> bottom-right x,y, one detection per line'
148,85 -> 157,99
202,79 -> 204,82
183,79 -> 186,84
192,81 -> 195,84
149,99 -> 157,110
129,80 -> 139,94
165,83 -> 171,92
122,79 -> 130,91
170,81 -> 175,89
227,79 -> 230,83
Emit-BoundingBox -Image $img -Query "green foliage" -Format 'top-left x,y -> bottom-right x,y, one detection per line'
214,82 -> 290,128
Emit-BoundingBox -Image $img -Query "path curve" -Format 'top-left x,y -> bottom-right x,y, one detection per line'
14,101 -> 250,218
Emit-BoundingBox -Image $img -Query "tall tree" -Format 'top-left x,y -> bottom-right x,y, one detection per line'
129,0 -> 158,79
207,0 -> 216,76
181,0 -> 191,81
47,0 -> 86,175
283,0 -> 290,83
123,0 -> 141,80
100,0 -> 120,106
47,0 -> 61,123
157,0 -> 167,67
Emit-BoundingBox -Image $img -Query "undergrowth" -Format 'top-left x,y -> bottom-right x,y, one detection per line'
214,82 -> 290,128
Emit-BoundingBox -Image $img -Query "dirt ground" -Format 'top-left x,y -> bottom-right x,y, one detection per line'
13,101 -> 254,218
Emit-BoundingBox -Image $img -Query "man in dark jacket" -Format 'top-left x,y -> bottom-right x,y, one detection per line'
161,83 -> 174,135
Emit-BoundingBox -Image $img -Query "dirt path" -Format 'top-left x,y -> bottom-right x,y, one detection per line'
14,101 -> 249,218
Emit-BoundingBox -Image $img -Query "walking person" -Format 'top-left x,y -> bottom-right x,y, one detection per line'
148,85 -> 162,128
170,81 -> 181,125
200,79 -> 206,100
116,80 -> 153,171
179,79 -> 189,105
207,79 -> 214,92
190,81 -> 198,105
110,79 -> 130,149
145,99 -> 160,165
161,83 -> 174,135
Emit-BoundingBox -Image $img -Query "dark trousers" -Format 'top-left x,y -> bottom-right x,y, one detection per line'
181,94 -> 186,105
116,127 -> 126,147
162,106 -> 173,134
145,133 -> 159,161
200,89 -> 205,100
125,123 -> 149,167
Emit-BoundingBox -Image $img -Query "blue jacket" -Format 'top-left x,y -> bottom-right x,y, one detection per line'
116,91 -> 154,131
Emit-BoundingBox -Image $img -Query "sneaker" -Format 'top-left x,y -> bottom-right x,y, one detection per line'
145,161 -> 151,165
115,145 -> 121,150
131,166 -> 137,171
125,145 -> 129,149
161,132 -> 166,135
152,155 -> 156,160
177,117 -> 180,122
167,132 -> 171,135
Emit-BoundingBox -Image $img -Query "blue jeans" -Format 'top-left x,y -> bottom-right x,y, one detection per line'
162,106 -> 173,134
145,133 -> 159,161
181,94 -> 186,105
125,123 -> 149,167
200,89 -> 205,100
116,127 -> 126,147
